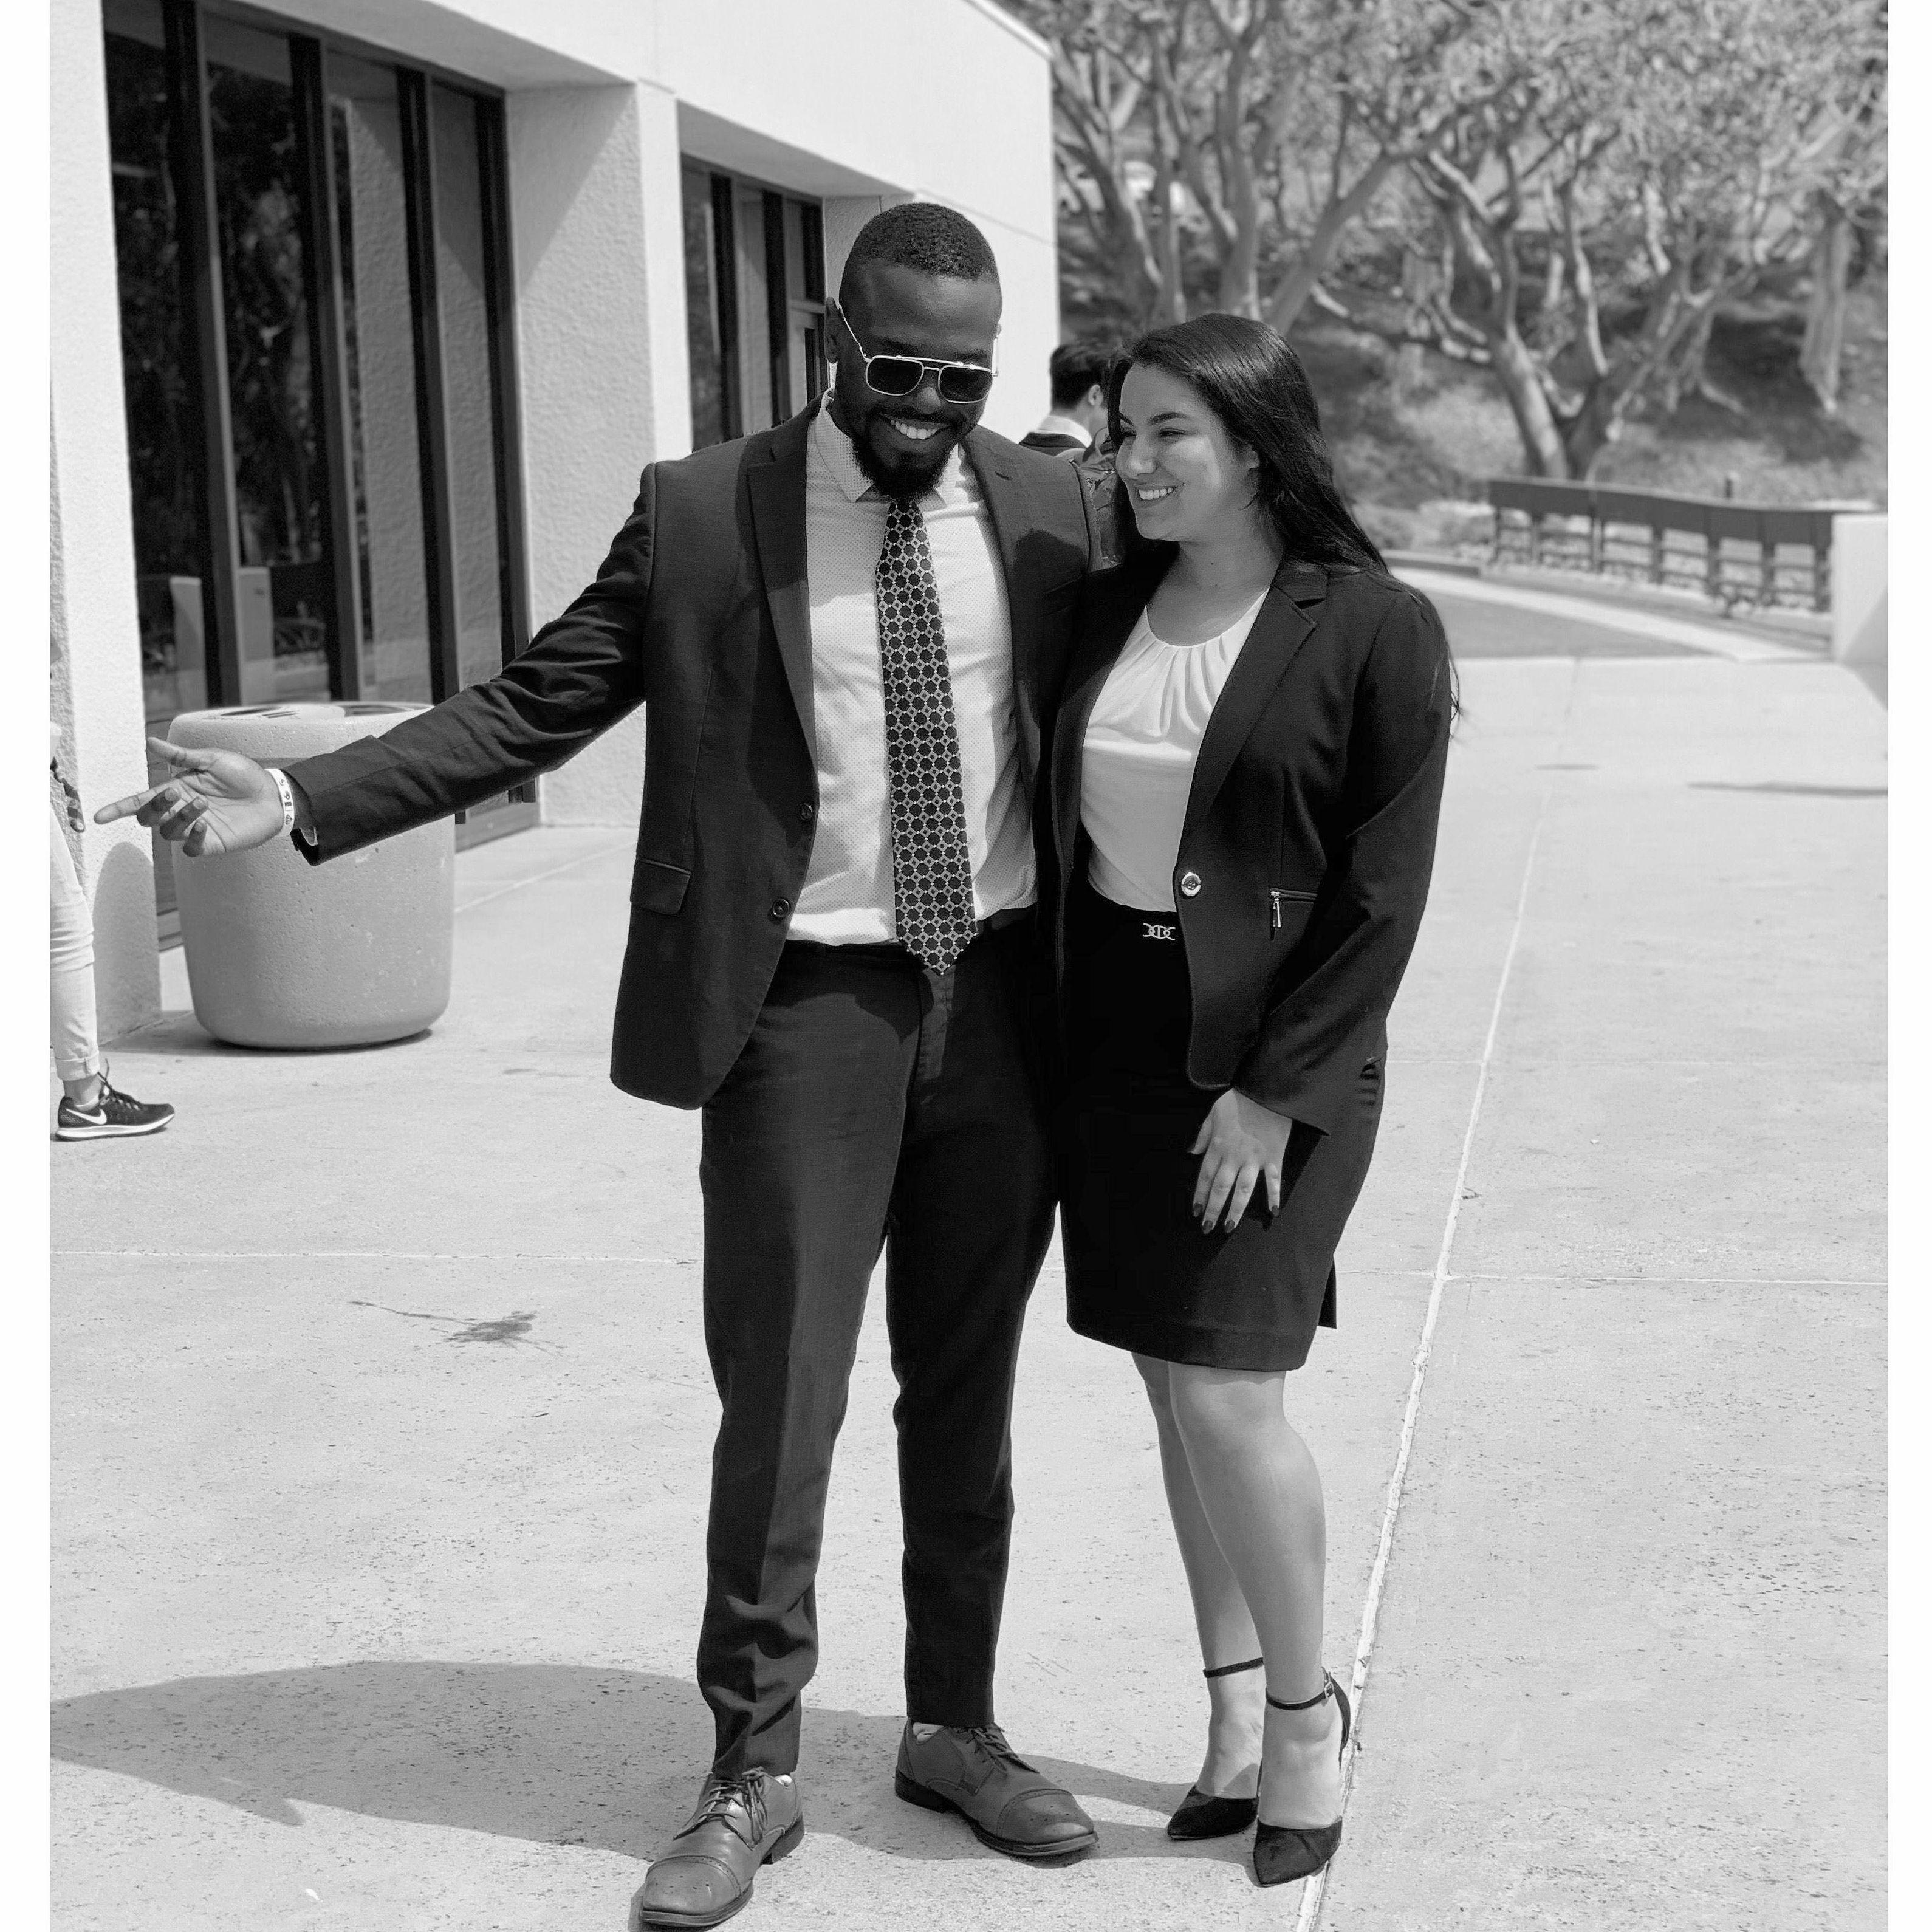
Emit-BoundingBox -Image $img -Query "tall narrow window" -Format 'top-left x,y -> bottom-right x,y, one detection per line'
104,0 -> 210,922
327,50 -> 432,704
204,11 -> 332,704
732,180 -> 774,434
430,82 -> 505,693
104,0 -> 210,735
682,163 -> 735,450
682,163 -> 823,449
787,199 -> 828,412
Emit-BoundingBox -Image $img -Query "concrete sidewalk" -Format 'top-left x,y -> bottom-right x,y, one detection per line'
53,640 -> 1883,1930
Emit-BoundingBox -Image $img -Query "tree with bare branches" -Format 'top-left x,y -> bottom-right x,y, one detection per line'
1303,0 -> 1886,474
1795,2 -> 1886,415
1024,0 -> 1885,478
1015,1 -> 1519,335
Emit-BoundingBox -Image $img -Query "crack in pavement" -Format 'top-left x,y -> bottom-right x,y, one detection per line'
1298,663 -> 1575,1931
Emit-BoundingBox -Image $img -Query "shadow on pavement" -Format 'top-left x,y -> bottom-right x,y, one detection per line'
54,1661 -> 1221,1872
1848,660 -> 1886,707
1688,779 -> 1886,798
105,1009 -> 432,1057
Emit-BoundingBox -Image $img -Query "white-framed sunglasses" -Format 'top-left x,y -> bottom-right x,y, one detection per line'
827,298 -> 998,403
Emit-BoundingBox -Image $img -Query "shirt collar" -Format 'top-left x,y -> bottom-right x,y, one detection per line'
812,394 -> 965,510
1036,413 -> 1091,444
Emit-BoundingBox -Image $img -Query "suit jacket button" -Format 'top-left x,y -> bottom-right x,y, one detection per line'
1178,871 -> 1202,898
798,801 -> 815,823
770,898 -> 791,920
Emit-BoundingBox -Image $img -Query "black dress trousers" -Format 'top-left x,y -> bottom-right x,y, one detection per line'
694,915 -> 1056,1778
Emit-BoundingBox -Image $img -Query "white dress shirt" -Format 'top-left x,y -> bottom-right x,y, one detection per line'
1080,595 -> 1266,913
792,402 -> 1035,945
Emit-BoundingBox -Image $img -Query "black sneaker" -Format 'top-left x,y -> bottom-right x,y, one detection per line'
55,1079 -> 175,1141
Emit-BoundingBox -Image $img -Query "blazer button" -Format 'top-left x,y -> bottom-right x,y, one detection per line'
1178,871 -> 1202,898
798,801 -> 815,823
770,898 -> 791,920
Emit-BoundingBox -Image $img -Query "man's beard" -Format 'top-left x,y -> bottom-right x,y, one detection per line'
832,371 -> 972,499
846,406 -> 962,499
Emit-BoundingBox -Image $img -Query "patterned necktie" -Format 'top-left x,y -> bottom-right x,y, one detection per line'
875,495 -> 978,973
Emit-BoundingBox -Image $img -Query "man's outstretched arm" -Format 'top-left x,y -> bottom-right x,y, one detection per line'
96,465 -> 660,861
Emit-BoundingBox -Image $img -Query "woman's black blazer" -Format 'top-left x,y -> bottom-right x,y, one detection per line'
1046,550 -> 1453,1137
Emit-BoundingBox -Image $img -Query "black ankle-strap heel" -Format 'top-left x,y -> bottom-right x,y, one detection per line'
1204,1654 -> 1264,1680
1253,1670 -> 1352,1887
1165,1657 -> 1265,1842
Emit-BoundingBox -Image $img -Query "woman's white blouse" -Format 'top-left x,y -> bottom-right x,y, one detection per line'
1080,594 -> 1266,913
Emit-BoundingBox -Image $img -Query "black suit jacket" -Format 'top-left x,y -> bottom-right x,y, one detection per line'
285,408 -> 1095,1106
1018,430 -> 1089,461
1047,552 -> 1453,1136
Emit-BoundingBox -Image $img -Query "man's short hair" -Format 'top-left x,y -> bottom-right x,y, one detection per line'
838,203 -> 999,303
1049,340 -> 1118,408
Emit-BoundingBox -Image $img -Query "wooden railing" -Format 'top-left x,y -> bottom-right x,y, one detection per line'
1485,478 -> 1849,612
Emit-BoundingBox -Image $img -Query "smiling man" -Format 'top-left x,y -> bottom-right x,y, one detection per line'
99,203 -> 1101,1928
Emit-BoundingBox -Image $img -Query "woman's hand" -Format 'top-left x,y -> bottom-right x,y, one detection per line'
1190,1088 -> 1295,1232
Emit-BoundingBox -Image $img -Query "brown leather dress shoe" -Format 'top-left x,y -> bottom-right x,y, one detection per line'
636,1769 -> 804,1930
894,1722 -> 1098,1860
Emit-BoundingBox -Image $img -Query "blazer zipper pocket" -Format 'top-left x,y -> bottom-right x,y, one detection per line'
1270,888 -> 1317,933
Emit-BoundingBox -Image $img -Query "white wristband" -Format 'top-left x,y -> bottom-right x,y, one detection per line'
266,766 -> 296,837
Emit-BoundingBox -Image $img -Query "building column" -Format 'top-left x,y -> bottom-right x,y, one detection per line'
505,78 -> 689,827
52,0 -> 160,1043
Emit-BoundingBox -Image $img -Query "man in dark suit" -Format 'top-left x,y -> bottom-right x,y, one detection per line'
101,204 -> 1101,1928
1018,338 -> 1117,459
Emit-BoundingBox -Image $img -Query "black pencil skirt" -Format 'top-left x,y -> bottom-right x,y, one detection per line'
1058,879 -> 1385,1372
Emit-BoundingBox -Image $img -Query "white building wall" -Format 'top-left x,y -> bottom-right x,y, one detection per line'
52,0 -> 160,1041
505,79 -> 689,826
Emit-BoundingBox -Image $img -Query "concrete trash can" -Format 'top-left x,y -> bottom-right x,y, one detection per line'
169,702 -> 454,1049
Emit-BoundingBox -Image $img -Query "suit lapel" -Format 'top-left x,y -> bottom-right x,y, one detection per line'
1177,561 -> 1326,851
1052,555 -> 1163,879
962,433 -> 1040,789
745,411 -> 817,760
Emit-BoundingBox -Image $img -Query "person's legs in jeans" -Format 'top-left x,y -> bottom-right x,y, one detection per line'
50,805 -> 101,1106
51,806 -> 173,1139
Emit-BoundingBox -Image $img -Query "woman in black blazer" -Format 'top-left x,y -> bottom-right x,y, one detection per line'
1047,315 -> 1452,1886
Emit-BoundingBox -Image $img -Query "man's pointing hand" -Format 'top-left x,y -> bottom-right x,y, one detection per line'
94,736 -> 286,858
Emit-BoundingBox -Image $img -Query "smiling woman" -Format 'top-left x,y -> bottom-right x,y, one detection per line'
1108,314 -> 1386,578
1049,310 -> 1451,1889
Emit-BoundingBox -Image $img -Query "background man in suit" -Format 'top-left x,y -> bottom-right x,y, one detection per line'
1019,338 -> 1118,459
100,204 -> 1100,1930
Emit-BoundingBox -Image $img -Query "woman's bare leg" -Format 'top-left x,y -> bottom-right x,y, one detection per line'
1164,1363 -> 1342,1828
1134,1352 -> 1263,1797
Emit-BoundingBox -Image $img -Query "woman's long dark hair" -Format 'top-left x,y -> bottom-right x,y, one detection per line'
1107,313 -> 1386,574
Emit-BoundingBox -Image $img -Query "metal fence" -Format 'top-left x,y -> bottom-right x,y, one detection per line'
1485,478 -> 1844,612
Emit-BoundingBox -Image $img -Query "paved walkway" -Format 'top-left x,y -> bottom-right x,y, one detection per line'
53,589 -> 1884,1931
